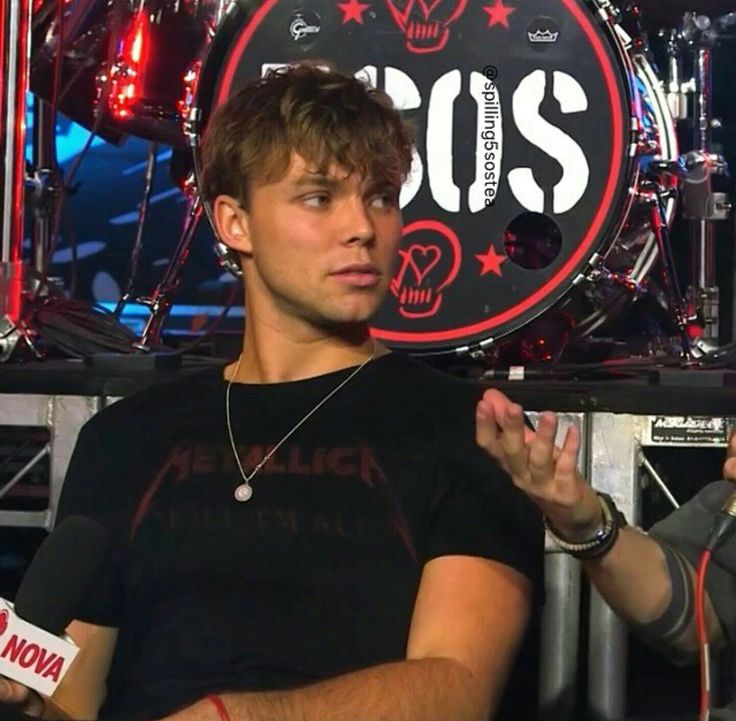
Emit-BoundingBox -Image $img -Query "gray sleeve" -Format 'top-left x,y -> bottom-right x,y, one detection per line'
649,480 -> 736,644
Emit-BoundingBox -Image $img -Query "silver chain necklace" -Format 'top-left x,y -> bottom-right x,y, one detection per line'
225,342 -> 377,502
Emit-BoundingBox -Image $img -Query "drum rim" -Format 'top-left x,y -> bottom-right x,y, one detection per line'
192,0 -> 642,354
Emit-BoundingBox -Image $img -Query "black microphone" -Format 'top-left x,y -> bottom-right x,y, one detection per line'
705,487 -> 736,552
14,516 -> 112,634
0,516 -> 112,698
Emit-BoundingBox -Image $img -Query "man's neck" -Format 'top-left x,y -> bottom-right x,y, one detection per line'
228,322 -> 382,385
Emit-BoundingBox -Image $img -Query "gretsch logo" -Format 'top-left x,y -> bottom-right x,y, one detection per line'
289,12 -> 321,42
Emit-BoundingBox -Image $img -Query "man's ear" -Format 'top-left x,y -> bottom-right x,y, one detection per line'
211,195 -> 253,255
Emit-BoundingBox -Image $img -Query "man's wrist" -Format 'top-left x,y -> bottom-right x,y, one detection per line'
546,490 -> 604,542
545,492 -> 628,560
207,695 -> 231,721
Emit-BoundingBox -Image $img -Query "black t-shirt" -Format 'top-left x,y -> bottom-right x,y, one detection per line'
57,353 -> 544,721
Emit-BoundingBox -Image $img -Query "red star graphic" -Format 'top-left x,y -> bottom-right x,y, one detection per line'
476,244 -> 507,277
483,0 -> 515,28
337,0 -> 370,24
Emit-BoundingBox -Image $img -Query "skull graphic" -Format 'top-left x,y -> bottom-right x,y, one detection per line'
390,220 -> 461,319
384,0 -> 468,54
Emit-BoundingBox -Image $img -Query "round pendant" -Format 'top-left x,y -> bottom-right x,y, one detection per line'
234,483 -> 253,502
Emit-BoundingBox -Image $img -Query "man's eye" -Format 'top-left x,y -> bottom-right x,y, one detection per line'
303,193 -> 330,207
370,192 -> 399,208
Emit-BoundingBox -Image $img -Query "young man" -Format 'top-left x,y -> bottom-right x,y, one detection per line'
476,389 -> 736,717
0,65 -> 543,721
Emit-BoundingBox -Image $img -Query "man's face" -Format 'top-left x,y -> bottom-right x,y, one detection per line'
225,153 -> 403,332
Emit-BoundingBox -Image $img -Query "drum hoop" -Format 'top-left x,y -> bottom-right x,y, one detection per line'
192,0 -> 645,352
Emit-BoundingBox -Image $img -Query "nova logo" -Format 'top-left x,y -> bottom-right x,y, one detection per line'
0,635 -> 65,682
0,611 -> 7,636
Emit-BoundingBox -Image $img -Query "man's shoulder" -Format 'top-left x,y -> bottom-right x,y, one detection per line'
82,365 -> 224,432
371,354 -> 486,450
377,353 -> 483,406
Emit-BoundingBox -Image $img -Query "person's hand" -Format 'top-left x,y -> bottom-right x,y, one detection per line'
475,388 -> 602,541
0,677 -> 45,716
724,429 -> 736,482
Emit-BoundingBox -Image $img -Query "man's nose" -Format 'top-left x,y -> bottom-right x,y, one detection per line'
340,197 -> 376,246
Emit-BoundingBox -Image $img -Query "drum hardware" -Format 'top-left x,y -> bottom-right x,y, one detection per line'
96,0 -> 224,148
460,337 -> 497,363
677,150 -> 731,222
30,0 -> 127,145
29,100 -> 64,281
572,255 -> 603,288
676,12 -> 732,348
134,191 -> 204,349
646,187 -> 694,358
651,11 -> 734,351
0,0 -> 33,362
114,141 -> 159,318
663,28 -> 689,121
592,0 -> 619,26
586,267 -> 647,297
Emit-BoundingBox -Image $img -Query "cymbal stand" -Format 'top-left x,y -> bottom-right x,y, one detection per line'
648,185 -> 693,358
134,188 -> 204,349
114,141 -> 159,317
29,98 -> 63,284
678,13 -> 732,350
0,0 -> 32,361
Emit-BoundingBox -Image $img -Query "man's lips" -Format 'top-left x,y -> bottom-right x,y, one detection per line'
330,264 -> 382,287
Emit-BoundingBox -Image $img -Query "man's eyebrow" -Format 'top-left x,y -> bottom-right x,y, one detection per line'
289,174 -> 342,189
366,179 -> 401,193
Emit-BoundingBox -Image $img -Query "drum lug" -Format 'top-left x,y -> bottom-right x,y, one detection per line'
631,116 -> 660,158
183,106 -> 203,147
457,338 -> 495,360
574,253 -> 603,286
589,0 -> 620,26
577,250 -> 647,297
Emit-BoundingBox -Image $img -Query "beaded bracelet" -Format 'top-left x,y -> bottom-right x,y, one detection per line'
545,492 -> 627,560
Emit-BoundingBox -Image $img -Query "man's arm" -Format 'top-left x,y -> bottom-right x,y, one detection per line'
48,620 -> 118,719
583,525 -> 722,657
474,389 -> 733,659
164,554 -> 532,721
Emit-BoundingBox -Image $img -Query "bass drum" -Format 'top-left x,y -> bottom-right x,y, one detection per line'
191,0 -> 677,358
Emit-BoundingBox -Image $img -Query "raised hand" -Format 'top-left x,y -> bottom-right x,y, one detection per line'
724,429 -> 736,482
475,388 -> 601,541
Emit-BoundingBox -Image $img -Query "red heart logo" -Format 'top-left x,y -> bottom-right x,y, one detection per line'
405,244 -> 441,284
0,610 -> 8,636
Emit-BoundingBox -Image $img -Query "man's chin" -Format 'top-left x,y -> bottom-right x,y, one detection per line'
309,306 -> 381,330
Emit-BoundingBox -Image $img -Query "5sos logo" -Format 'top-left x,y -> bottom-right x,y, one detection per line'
261,62 -> 590,215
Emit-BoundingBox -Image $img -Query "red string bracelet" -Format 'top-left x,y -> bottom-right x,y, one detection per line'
206,694 -> 231,721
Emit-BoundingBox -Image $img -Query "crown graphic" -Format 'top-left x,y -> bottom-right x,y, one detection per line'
528,28 -> 559,43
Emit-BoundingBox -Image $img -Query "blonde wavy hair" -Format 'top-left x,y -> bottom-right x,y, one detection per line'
199,63 -> 415,209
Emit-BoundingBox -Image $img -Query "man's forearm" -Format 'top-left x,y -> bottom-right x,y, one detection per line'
584,527 -> 672,626
168,658 -> 488,721
584,527 -> 722,656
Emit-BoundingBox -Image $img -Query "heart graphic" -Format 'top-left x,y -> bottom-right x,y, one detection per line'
404,244 -> 441,284
417,0 -> 444,19
0,610 -> 8,636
